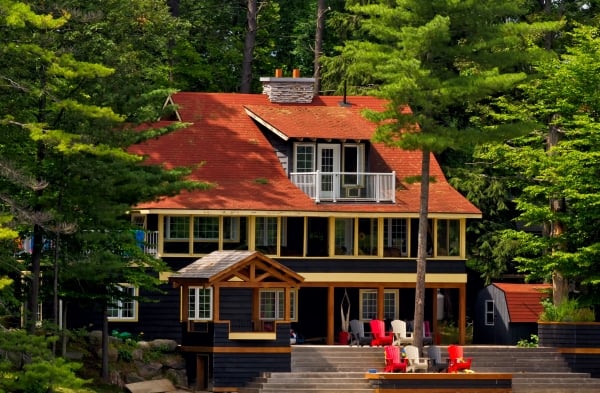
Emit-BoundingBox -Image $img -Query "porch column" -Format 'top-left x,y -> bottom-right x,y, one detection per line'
327,286 -> 334,345
213,286 -> 220,321
284,287 -> 291,321
459,284 -> 466,345
377,286 -> 385,320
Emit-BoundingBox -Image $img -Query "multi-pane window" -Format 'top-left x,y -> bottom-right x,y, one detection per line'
189,287 -> 213,320
259,289 -> 296,321
165,216 -> 189,239
384,218 -> 408,256
223,217 -> 240,241
437,219 -> 460,256
358,218 -> 378,256
294,143 -> 315,172
359,289 -> 398,321
194,217 -> 219,240
485,300 -> 495,326
108,285 -> 137,320
256,217 -> 277,247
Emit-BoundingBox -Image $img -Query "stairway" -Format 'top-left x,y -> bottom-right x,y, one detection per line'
239,345 -> 600,393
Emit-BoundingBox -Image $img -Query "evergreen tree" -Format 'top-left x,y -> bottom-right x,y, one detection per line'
0,0 -> 205,380
323,0 -> 557,348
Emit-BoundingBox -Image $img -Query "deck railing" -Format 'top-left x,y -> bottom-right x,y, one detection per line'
290,171 -> 396,203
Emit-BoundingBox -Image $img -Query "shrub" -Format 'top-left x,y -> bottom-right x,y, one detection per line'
539,298 -> 595,322
517,334 -> 538,347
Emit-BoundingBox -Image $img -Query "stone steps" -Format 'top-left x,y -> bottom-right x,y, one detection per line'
240,345 -> 600,393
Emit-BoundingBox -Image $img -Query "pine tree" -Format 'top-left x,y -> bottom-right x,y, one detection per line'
324,0 -> 558,349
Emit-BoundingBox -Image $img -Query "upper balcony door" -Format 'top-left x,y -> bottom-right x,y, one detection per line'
317,144 -> 340,200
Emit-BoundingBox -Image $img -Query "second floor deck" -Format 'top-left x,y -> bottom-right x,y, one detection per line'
290,171 -> 396,203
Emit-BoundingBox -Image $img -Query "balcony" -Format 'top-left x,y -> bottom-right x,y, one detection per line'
290,171 -> 396,203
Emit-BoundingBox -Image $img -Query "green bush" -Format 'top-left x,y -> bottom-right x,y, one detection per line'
517,334 -> 538,347
539,298 -> 595,322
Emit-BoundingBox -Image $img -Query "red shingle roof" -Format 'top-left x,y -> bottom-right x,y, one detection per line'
129,92 -> 481,215
493,283 -> 552,323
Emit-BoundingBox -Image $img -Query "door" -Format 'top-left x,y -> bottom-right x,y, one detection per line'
317,144 -> 340,199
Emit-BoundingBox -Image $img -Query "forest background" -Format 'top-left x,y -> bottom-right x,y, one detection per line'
2,0 -> 600,391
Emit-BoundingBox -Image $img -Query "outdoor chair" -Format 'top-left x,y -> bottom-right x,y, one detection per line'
404,345 -> 429,373
447,344 -> 472,373
427,345 -> 447,372
349,319 -> 371,346
384,345 -> 407,373
370,319 -> 394,347
391,319 -> 413,346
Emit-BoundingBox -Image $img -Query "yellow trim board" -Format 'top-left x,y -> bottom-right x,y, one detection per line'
298,272 -> 467,283
228,332 -> 277,340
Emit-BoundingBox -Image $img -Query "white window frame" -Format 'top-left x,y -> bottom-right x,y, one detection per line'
342,143 -> 365,186
385,218 -> 408,256
359,289 -> 399,321
108,284 -> 138,321
293,143 -> 316,172
259,289 -> 297,321
165,216 -> 190,240
256,217 -> 277,247
189,287 -> 213,321
485,300 -> 495,326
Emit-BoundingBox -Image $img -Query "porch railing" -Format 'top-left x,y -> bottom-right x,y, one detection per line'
290,171 -> 396,203
140,230 -> 159,256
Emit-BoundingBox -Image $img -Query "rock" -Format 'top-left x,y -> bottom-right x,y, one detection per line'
149,339 -> 178,352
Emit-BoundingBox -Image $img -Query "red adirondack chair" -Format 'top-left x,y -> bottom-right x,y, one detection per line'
369,319 -> 393,346
384,345 -> 407,373
447,344 -> 472,373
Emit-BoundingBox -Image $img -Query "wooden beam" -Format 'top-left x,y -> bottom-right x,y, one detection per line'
459,284 -> 466,345
377,286 -> 384,320
327,286 -> 334,345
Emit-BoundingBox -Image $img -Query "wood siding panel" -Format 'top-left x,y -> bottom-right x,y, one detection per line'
213,352 -> 291,389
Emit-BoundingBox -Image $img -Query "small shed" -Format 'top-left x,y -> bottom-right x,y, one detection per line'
473,283 -> 551,345
169,250 -> 304,392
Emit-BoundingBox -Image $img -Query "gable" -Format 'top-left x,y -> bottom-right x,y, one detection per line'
493,283 -> 551,323
169,250 -> 304,288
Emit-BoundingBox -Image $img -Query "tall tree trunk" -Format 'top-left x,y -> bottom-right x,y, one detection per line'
102,306 -> 109,382
240,0 -> 258,93
413,149 -> 430,352
548,121 -> 568,305
27,224 -> 44,333
313,0 -> 326,96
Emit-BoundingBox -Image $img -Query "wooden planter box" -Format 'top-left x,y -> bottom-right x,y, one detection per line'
538,322 -> 600,377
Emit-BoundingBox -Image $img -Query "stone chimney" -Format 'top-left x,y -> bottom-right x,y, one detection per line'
260,69 -> 315,104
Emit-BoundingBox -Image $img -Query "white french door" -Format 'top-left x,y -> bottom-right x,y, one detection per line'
317,144 -> 340,199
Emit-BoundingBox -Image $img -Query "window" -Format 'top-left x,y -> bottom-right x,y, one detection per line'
358,218 -> 378,256
359,289 -> 398,321
485,300 -> 495,326
223,217 -> 240,241
334,218 -> 354,255
189,287 -> 213,320
294,143 -> 315,172
342,144 -> 365,185
384,218 -> 407,256
437,219 -> 460,256
108,285 -> 138,321
256,217 -> 277,247
165,216 -> 189,240
194,217 -> 219,240
259,289 -> 297,321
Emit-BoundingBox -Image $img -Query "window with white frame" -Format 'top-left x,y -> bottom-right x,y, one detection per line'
108,285 -> 137,321
384,218 -> 408,256
165,216 -> 189,240
194,216 -> 219,240
342,144 -> 365,185
259,289 -> 296,321
189,287 -> 213,320
359,289 -> 398,321
223,217 -> 240,242
294,143 -> 315,172
256,217 -> 277,247
485,300 -> 495,326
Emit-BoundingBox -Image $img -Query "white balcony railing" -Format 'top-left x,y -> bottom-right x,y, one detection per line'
142,230 -> 159,256
290,171 -> 396,203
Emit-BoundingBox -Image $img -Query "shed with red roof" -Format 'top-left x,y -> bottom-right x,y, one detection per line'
473,283 -> 551,345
